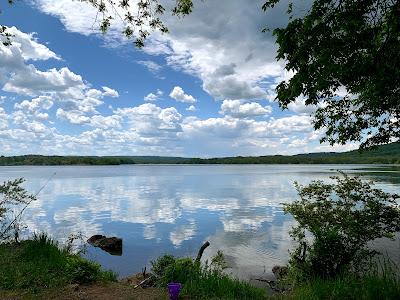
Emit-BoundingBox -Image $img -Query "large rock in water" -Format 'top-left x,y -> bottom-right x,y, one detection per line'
87,235 -> 122,255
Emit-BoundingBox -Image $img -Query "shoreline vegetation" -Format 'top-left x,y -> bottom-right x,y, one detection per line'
0,142 -> 399,166
1,234 -> 399,299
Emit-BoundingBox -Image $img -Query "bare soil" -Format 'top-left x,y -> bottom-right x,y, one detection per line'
0,275 -> 168,300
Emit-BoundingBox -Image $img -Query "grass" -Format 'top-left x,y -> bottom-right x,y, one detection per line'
179,270 -> 267,299
150,254 -> 400,300
151,255 -> 267,299
273,259 -> 400,300
278,273 -> 400,300
1,233 -> 399,300
0,233 -> 116,293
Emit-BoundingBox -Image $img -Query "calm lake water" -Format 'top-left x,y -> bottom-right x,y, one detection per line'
0,164 -> 399,279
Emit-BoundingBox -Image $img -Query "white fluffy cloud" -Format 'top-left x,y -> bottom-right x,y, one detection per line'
90,115 -> 122,129
144,89 -> 163,102
186,105 -> 196,112
56,108 -> 90,125
0,27 -> 121,130
220,100 -> 272,118
115,103 -> 182,135
102,86 -> 119,98
287,98 -> 318,115
0,30 -> 84,97
6,26 -> 60,61
14,95 -> 53,112
169,86 -> 196,103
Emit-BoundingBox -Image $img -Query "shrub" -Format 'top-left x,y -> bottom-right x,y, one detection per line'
151,253 -> 266,299
0,233 -> 116,291
151,254 -> 176,279
284,261 -> 400,300
0,178 -> 36,242
284,172 -> 400,280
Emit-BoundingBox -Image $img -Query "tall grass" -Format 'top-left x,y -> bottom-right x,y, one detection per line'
0,233 -> 116,292
277,259 -> 400,300
151,255 -> 267,299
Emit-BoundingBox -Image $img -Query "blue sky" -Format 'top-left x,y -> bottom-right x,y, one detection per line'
0,0 -> 357,157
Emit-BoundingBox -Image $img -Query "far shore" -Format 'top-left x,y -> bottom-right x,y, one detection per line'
0,142 -> 399,165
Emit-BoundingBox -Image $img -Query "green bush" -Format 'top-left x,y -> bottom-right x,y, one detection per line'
284,266 -> 400,300
151,253 -> 266,299
284,172 -> 400,280
66,256 -> 116,284
151,254 -> 176,279
0,178 -> 36,242
0,233 -> 116,291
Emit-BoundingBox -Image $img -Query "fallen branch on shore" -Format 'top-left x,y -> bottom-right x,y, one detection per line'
133,275 -> 154,289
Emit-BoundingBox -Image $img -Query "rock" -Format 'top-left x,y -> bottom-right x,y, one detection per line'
87,235 -> 106,246
272,265 -> 288,280
87,235 -> 123,255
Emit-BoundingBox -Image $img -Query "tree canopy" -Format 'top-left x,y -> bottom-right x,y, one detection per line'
78,0 -> 193,47
263,0 -> 399,148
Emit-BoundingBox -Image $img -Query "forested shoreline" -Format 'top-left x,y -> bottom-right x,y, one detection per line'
1,142 -> 399,166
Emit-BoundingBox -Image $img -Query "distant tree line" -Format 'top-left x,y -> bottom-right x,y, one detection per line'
0,143 -> 398,166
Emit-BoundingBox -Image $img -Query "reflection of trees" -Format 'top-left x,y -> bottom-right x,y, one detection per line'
347,166 -> 400,186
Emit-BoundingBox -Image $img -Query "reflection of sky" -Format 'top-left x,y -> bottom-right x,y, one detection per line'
0,165 -> 398,278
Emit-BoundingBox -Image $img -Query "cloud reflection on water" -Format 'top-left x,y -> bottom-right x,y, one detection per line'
0,165 -> 398,278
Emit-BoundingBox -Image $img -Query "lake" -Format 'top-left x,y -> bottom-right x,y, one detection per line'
0,164 -> 399,279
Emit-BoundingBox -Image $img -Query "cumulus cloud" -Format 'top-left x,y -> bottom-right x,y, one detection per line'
186,105 -> 196,112
0,27 -> 121,129
102,86 -> 119,98
6,26 -> 61,61
169,86 -> 196,103
56,108 -> 90,125
287,98 -> 318,115
115,103 -> 182,137
2,64 -> 85,97
13,95 -> 53,123
220,100 -> 272,118
14,95 -> 53,112
144,89 -> 163,102
179,114 -> 317,156
203,65 -> 268,100
90,115 -> 122,129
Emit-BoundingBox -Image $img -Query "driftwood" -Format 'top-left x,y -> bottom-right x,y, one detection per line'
254,278 -> 274,284
253,278 -> 282,292
133,274 -> 154,289
195,241 -> 210,263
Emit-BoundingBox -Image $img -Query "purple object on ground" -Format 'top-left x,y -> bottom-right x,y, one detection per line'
168,282 -> 182,300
